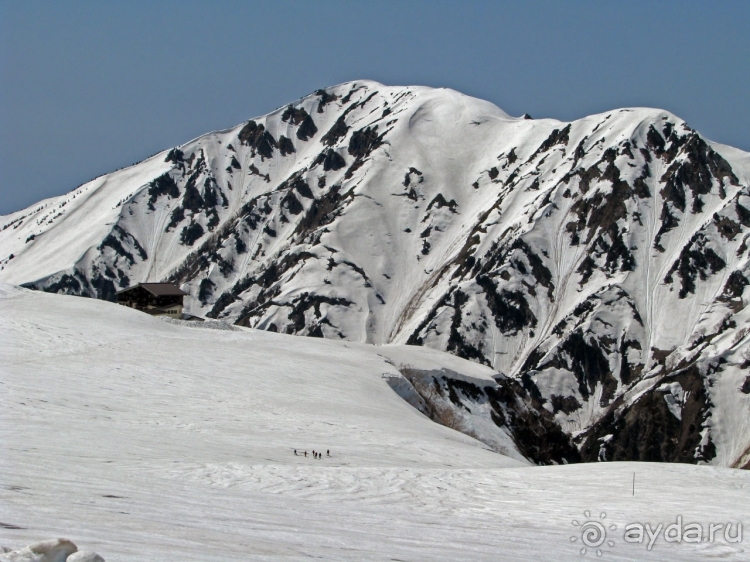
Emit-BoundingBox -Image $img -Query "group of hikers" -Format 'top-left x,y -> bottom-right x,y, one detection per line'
294,449 -> 329,459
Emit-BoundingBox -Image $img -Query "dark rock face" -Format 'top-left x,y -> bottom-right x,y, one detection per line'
321,116 -> 349,147
564,332 -> 617,405
665,233 -> 726,298
147,173 -> 179,210
477,275 -> 536,335
550,394 -> 581,415
25,272 -> 83,295
278,135 -> 296,156
282,105 -> 318,141
397,368 -> 580,465
283,292 -> 353,335
198,278 -> 216,303
348,125 -> 383,159
580,366 -> 716,464
720,271 -> 748,301
100,225 -> 147,266
165,148 -> 184,164
426,193 -> 457,212
313,149 -> 346,171
315,89 -> 339,113
653,127 -> 739,249
238,121 -> 277,159
180,222 -> 204,246
442,289 -> 488,365
532,124 -> 571,158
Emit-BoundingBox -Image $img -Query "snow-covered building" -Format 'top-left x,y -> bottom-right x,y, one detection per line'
115,282 -> 187,317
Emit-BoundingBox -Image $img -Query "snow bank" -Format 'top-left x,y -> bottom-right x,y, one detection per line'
0,539 -> 104,562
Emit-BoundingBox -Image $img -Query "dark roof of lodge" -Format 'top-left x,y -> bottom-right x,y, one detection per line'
116,283 -> 188,296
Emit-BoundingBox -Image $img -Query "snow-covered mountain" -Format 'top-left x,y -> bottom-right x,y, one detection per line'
2,81 -> 749,468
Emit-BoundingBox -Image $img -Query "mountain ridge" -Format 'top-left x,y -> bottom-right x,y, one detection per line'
2,80 -> 749,467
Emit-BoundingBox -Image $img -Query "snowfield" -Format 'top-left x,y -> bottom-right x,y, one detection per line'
1,285 -> 748,560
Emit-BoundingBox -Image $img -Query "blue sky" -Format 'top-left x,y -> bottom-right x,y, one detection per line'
1,1 -> 748,215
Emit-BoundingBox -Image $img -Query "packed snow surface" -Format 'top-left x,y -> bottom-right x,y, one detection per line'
1,285 -> 748,560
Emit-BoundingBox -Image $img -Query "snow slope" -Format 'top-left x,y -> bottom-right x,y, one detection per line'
1,286 -> 749,561
2,81 -> 750,467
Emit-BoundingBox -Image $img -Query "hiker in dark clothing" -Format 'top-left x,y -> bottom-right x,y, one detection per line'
304,451 -> 307,457
327,450 -> 330,457
294,449 -> 297,456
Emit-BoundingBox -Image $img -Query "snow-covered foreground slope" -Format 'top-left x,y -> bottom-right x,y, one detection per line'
1,286 -> 748,560
2,81 -> 750,467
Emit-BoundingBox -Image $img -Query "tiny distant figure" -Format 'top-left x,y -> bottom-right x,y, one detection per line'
294,449 -> 297,456
304,451 -> 307,457
327,450 -> 330,457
